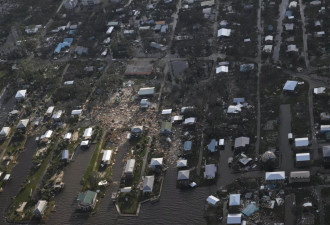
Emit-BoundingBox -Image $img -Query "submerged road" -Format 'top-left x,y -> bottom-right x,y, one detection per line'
273,0 -> 289,62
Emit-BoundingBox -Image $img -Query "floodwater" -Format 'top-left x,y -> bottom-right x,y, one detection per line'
0,136 -> 37,224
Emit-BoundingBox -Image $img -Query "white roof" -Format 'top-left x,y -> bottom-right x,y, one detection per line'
227,105 -> 241,114
177,159 -> 188,167
265,35 -> 273,41
265,171 -> 285,181
227,213 -> 242,224
288,133 -> 293,139
0,127 -> 10,136
102,150 -> 113,162
35,200 -> 47,214
138,87 -> 155,96
219,139 -> 224,145
83,127 -> 93,138
17,119 -> 29,129
4,174 -> 10,181
125,159 -> 136,173
15,90 -> 27,99
184,117 -> 196,125
206,195 -> 219,206
41,130 -> 53,139
162,109 -> 172,115
287,44 -> 298,52
263,45 -> 273,52
106,26 -> 114,34
150,158 -> 163,166
283,80 -> 298,91
296,153 -> 310,162
171,115 -> 183,122
295,137 -> 308,147
216,66 -> 229,73
181,106 -> 194,113
314,87 -> 326,94
64,81 -> 74,85
143,176 -> 154,192
52,110 -> 63,119
177,170 -> 190,180
289,1 -> 297,8
303,202 -> 312,207
120,187 -> 132,193
229,194 -> 241,206
80,140 -> 89,146
64,132 -> 72,140
71,109 -> 82,115
217,28 -> 231,37
46,106 -> 55,115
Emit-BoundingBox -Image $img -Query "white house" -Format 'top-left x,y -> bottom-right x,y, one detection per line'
217,28 -> 231,37
283,80 -> 298,92
184,117 -> 196,125
83,127 -> 93,139
52,110 -> 63,121
177,159 -> 188,168
216,66 -> 229,74
40,130 -> 53,140
0,127 -> 11,137
161,109 -> 172,115
46,106 -> 55,116
296,153 -> 310,162
177,170 -> 190,180
34,200 -> 48,217
150,158 -> 163,169
15,90 -> 27,101
17,119 -> 29,129
125,159 -> 136,176
143,176 -> 155,193
227,213 -> 242,224
206,195 -> 219,206
138,87 -> 155,96
101,150 -> 113,165
71,109 -> 82,116
64,132 -> 72,141
295,137 -> 309,147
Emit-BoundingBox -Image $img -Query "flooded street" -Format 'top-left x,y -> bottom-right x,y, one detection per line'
0,136 -> 36,224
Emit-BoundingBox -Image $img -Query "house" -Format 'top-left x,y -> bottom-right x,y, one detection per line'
314,87 -> 326,95
80,140 -> 89,148
289,171 -> 310,183
206,195 -> 219,206
82,0 -> 101,6
287,45 -> 298,52
240,64 -> 255,72
40,130 -> 53,141
207,139 -> 218,152
177,159 -> 188,168
320,125 -> 330,134
265,35 -> 273,42
52,110 -> 63,121
106,26 -> 114,35
34,200 -> 47,218
160,122 -> 172,135
63,0 -> 78,9
150,42 -> 167,51
229,194 -> 241,206
283,80 -> 298,92
64,132 -> 72,141
322,146 -> 330,165
216,66 -> 229,74
184,117 -> 196,125
171,115 -> 183,123
15,90 -> 27,101
234,137 -> 250,150
131,126 -> 143,136
177,170 -> 190,186
54,38 -> 73,54
71,110 -> 82,116
46,106 -> 55,117
227,213 -> 242,224
143,176 -> 155,194
17,119 -> 29,130
296,153 -> 310,166
289,1 -> 297,8
138,87 -> 155,96
219,139 -> 225,150
265,171 -> 285,182
140,99 -> 149,109
62,150 -> 69,161
184,141 -> 192,151
217,28 -> 231,37
227,105 -> 242,114
0,127 -> 10,138
181,106 -> 194,114
284,23 -> 294,31
124,159 -> 135,177
101,150 -> 113,165
83,128 -> 93,139
161,109 -> 172,115
295,137 -> 309,148
263,45 -> 273,53
150,158 -> 163,169
77,190 -> 97,211
204,164 -> 217,179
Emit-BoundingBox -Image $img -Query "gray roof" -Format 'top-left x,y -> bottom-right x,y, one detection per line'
143,176 -> 155,192
208,139 -> 217,151
323,146 -> 330,157
184,141 -> 192,151
125,159 -> 135,174
204,164 -> 217,179
138,87 -> 155,96
234,137 -> 250,148
17,119 -> 29,129
62,150 -> 69,160
177,170 -> 190,180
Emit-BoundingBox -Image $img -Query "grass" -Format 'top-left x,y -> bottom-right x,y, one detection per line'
118,191 -> 140,214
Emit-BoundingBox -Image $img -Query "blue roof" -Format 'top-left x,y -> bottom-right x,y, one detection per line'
240,64 -> 255,72
233,98 -> 245,103
54,38 -> 73,54
62,150 -> 69,159
184,141 -> 192,151
63,38 -> 73,44
208,139 -> 217,152
268,25 -> 273,31
283,80 -> 298,91
242,203 -> 259,216
285,10 -> 293,17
